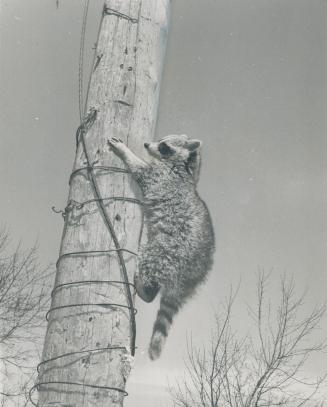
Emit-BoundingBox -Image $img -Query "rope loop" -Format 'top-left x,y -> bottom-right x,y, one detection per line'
29,380 -> 128,407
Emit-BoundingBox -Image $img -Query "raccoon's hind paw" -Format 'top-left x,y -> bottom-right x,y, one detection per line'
134,274 -> 159,303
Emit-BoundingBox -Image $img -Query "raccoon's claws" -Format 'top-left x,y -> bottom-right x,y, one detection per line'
107,137 -> 125,151
108,137 -> 123,145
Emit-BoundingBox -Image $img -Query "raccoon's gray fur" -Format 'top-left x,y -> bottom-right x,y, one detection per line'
108,134 -> 215,360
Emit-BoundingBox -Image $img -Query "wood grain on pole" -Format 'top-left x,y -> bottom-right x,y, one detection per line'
37,1 -> 170,406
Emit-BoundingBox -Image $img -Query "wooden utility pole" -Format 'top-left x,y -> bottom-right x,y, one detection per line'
35,1 -> 170,406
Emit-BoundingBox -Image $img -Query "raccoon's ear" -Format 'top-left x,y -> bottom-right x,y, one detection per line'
186,139 -> 202,152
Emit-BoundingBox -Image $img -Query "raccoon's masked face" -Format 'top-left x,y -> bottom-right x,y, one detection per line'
144,134 -> 202,165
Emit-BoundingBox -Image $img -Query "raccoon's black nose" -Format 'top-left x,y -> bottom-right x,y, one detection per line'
144,143 -> 149,149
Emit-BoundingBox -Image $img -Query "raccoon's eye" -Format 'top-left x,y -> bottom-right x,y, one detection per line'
158,142 -> 173,156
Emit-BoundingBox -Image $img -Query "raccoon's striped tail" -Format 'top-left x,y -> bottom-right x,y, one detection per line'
148,295 -> 180,360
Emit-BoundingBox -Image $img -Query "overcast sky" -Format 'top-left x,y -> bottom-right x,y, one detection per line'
1,0 -> 327,406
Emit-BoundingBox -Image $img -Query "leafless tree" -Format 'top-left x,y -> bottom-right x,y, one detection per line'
0,229 -> 53,406
171,273 -> 327,407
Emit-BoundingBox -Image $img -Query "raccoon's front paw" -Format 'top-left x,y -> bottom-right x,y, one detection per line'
107,137 -> 125,153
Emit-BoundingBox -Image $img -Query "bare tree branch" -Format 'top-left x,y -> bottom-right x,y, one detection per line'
171,272 -> 327,407
0,229 -> 53,407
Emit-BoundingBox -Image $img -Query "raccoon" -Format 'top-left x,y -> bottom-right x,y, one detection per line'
108,134 -> 215,360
